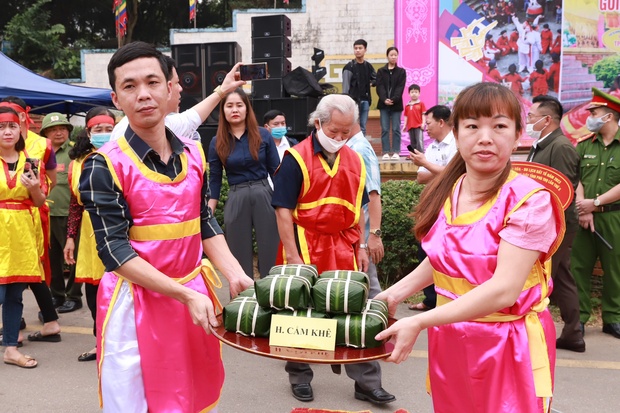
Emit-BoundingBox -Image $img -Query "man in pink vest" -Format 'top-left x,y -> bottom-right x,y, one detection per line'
78,41 -> 252,413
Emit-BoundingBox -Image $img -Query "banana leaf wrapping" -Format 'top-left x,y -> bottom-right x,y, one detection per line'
237,287 -> 256,298
312,278 -> 369,315
319,270 -> 369,287
255,273 -> 315,311
363,298 -> 389,317
223,296 -> 272,338
334,307 -> 389,348
277,308 -> 329,319
269,264 -> 319,281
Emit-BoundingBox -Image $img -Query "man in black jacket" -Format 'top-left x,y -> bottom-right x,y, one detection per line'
526,95 -> 584,352
342,39 -> 376,135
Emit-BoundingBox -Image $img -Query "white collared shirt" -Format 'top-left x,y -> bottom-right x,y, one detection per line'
275,137 -> 292,161
417,131 -> 458,174
530,130 -> 553,149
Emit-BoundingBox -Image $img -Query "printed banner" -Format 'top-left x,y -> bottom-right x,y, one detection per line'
437,0 -> 564,147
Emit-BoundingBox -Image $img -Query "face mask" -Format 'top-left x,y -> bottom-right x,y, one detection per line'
526,116 -> 547,141
270,126 -> 287,139
316,121 -> 347,154
586,114 -> 610,133
90,133 -> 112,149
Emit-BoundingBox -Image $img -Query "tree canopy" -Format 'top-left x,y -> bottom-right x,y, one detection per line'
1,0 -> 301,78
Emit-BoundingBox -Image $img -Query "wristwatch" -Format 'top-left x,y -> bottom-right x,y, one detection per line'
359,243 -> 368,249
370,229 -> 382,237
594,197 -> 601,207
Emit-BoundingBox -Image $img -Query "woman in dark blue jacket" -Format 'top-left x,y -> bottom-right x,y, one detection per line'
376,47 -> 407,160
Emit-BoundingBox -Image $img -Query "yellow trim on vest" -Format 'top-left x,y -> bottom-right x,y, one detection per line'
318,152 -> 341,177
196,260 -> 224,314
295,225 -> 312,265
433,262 -> 546,297
434,264 -> 553,398
128,217 -> 200,241
199,395 -> 222,413
288,148 -> 311,198
97,276 -> 126,407
196,141 -> 208,175
297,196 -> 356,213
436,294 -> 552,397
99,152 -> 123,191
444,171 -> 518,225
169,259 -> 223,314
504,187 -> 543,227
97,265 -> 222,408
355,152 -> 366,225
117,136 -> 189,184
71,158 -> 85,205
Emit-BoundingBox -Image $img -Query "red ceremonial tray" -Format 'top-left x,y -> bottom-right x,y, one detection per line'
210,315 -> 395,364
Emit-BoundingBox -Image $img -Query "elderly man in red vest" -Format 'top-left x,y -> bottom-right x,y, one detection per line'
272,94 -> 396,406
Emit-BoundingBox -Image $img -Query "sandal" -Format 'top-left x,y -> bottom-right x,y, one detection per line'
4,355 -> 38,369
27,331 -> 62,342
408,302 -> 431,311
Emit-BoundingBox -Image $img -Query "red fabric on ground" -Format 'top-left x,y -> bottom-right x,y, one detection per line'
291,409 -> 409,413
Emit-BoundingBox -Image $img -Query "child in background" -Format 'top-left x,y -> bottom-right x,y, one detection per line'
403,84 -> 426,153
503,63 -> 528,96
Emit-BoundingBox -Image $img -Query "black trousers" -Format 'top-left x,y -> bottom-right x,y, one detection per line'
49,216 -> 82,301
28,281 -> 59,323
85,283 -> 99,337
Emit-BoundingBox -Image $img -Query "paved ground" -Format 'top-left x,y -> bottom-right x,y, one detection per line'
2,278 -> 619,413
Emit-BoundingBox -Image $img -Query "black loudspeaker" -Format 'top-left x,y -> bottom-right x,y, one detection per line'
172,42 -> 241,124
197,125 -> 218,158
250,99 -> 272,126
253,57 -> 291,78
251,97 -> 318,137
251,15 -> 291,38
252,36 -> 292,58
252,78 -> 286,99
275,97 -> 318,137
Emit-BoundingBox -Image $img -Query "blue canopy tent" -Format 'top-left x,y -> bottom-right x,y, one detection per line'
0,52 -> 113,115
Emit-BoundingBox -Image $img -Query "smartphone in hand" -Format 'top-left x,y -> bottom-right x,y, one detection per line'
24,157 -> 39,176
239,63 -> 269,81
406,145 -> 415,153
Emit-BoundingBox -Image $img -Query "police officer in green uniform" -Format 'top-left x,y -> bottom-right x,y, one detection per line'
571,88 -> 620,339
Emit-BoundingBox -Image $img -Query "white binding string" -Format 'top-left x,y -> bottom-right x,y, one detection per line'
236,297 -> 249,334
265,273 -> 313,310
361,311 -> 367,348
326,278 -> 334,312
269,274 -> 280,307
251,299 -> 259,337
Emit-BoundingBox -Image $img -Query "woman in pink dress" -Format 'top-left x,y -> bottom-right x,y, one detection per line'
376,82 -> 565,413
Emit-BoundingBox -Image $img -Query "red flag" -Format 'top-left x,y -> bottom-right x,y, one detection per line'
113,0 -> 128,38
